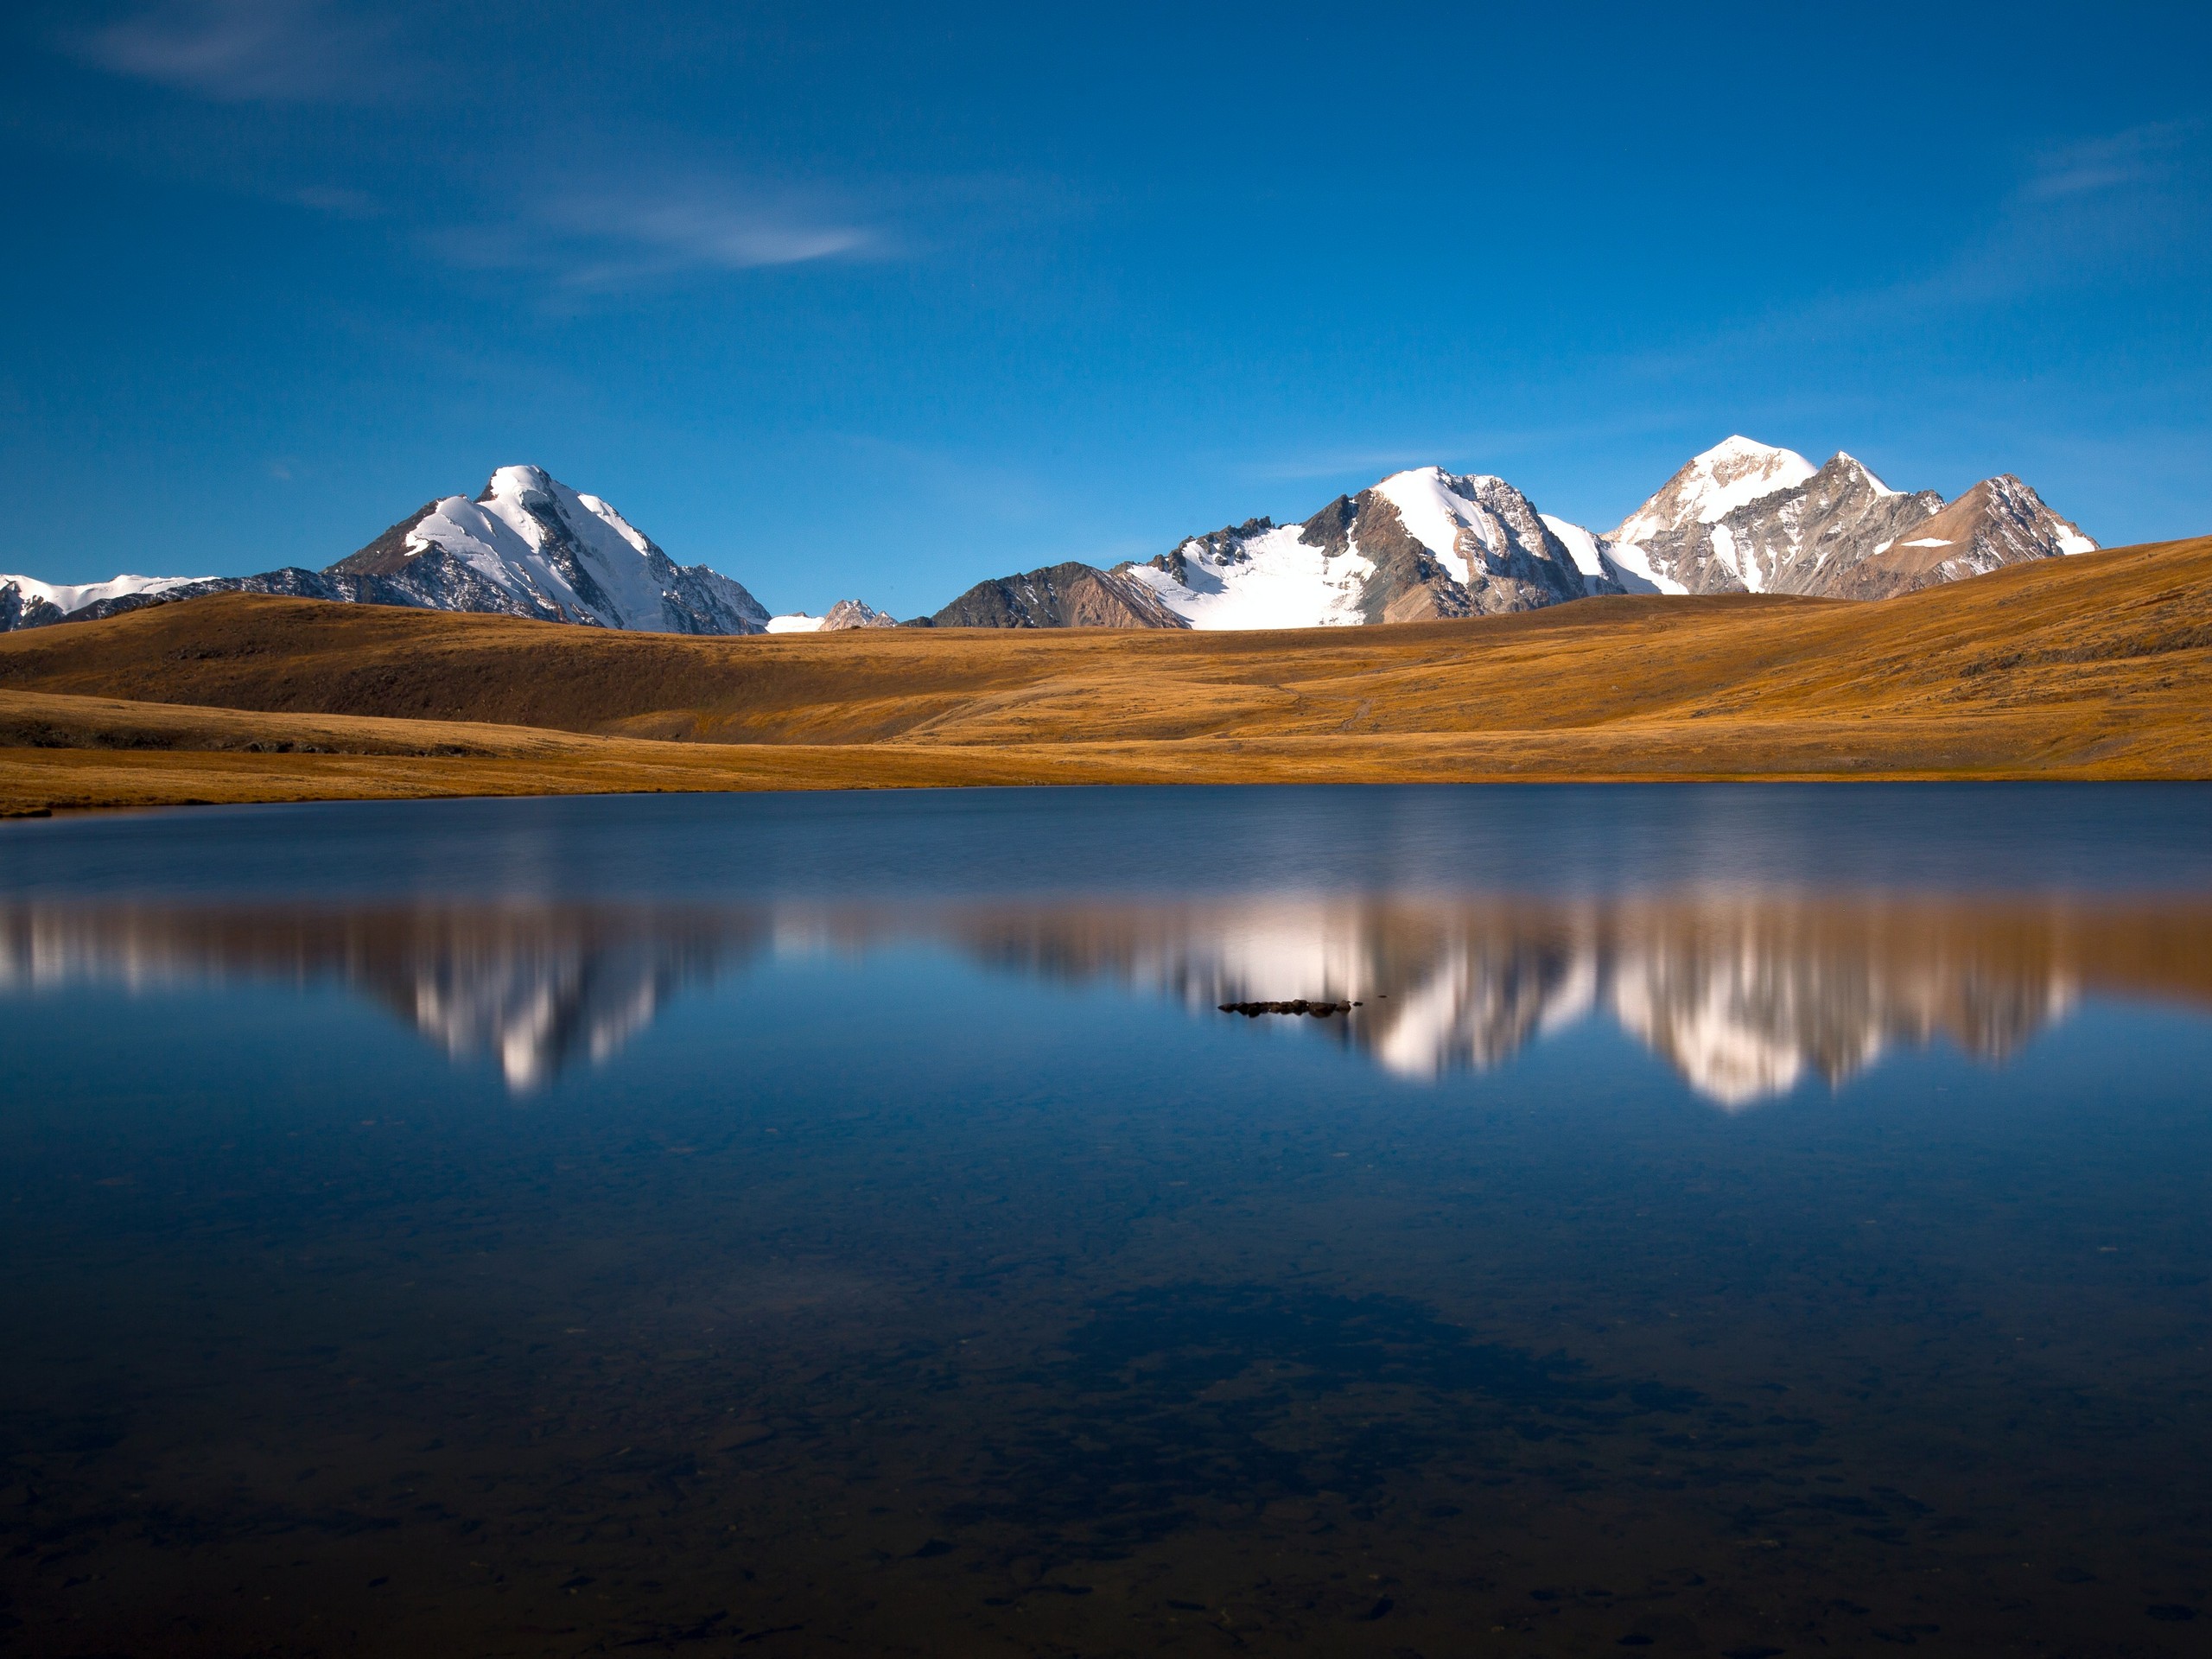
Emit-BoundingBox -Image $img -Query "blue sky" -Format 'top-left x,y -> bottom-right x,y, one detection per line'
3,1 -> 2208,615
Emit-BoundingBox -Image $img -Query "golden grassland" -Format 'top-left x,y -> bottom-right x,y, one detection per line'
2,533 -> 2208,816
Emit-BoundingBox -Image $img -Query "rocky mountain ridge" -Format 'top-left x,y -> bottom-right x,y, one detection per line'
918,437 -> 2094,629
3,441 -> 2099,635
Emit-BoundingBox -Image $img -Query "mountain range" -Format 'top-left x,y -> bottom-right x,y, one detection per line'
0,439 -> 2096,635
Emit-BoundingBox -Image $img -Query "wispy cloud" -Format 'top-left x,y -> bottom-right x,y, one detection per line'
2023,120 -> 2200,201
76,0 -> 396,103
429,178 -> 881,293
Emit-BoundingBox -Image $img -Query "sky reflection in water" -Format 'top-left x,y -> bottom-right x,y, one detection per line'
3,785 -> 2210,1657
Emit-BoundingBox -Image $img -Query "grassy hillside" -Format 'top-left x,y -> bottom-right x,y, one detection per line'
3,534 -> 2207,815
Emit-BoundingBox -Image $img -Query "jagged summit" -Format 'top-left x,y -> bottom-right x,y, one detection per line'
327,465 -> 768,634
1117,465 -> 1639,630
1610,436 -> 1817,548
1602,442 -> 2091,599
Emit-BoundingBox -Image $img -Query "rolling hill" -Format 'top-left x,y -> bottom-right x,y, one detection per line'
1,532 -> 2207,816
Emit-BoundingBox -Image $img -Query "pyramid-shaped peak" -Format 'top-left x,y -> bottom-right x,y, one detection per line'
1828,452 -> 1897,496
1611,437 -> 1817,543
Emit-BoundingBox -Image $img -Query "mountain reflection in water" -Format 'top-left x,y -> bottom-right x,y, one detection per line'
7,893 -> 2207,1104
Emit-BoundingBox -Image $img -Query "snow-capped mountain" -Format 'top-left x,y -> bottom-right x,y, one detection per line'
1112,467 -> 1652,631
1605,438 -> 2094,598
1608,433 -> 1818,575
1,442 -> 2102,637
1,572 -> 209,632
766,598 -> 899,633
929,439 -> 2094,631
323,466 -> 769,632
3,467 -> 770,635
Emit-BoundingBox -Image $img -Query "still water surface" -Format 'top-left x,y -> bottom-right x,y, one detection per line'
3,785 -> 2210,1656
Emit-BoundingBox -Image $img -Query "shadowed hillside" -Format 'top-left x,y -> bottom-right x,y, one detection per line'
2,535 -> 2208,814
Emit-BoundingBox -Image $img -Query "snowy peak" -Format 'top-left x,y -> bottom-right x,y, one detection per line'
1122,466 -> 1615,631
330,465 -> 769,635
1611,436 -> 1817,545
1599,442 -> 2096,602
5,465 -> 772,635
1,572 -> 208,630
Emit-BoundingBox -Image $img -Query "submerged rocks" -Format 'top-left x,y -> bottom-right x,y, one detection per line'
1218,999 -> 1362,1018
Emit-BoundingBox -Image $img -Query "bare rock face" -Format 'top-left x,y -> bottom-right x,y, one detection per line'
819,598 -> 898,630
1826,476 -> 2097,600
1715,455 -> 1947,595
922,562 -> 1192,629
1438,474 -> 1601,615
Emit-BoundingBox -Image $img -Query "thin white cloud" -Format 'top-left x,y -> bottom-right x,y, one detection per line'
2023,120 -> 2200,200
429,178 -> 881,293
77,0 -> 394,103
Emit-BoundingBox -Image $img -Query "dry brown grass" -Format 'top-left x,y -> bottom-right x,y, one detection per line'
3,534 -> 2208,815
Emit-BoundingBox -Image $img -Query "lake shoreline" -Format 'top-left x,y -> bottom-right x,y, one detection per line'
5,702 -> 2208,819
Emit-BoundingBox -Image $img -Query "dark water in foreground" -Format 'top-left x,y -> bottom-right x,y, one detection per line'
3,784 -> 2209,1657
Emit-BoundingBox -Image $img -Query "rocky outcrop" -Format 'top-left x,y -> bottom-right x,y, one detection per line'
922,562 -> 1192,629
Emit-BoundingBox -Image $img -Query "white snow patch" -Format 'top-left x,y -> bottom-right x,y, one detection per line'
2056,530 -> 2095,556
1539,514 -> 1607,585
1372,467 -> 1487,569
3,572 -> 210,613
1709,524 -> 1765,591
1122,523 -> 1376,631
1899,537 -> 1954,548
766,613 -> 827,632
1597,540 -> 1686,595
1541,514 -> 1664,598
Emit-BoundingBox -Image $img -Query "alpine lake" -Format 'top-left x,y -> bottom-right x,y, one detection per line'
3,784 -> 2209,1658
